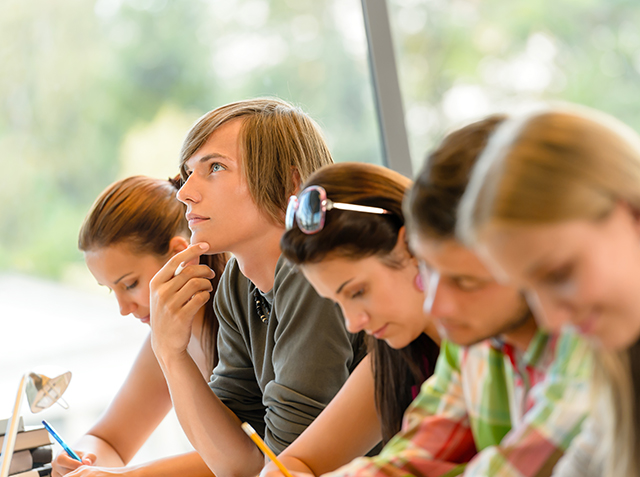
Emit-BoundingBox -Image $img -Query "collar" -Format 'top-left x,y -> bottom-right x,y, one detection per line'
490,329 -> 551,370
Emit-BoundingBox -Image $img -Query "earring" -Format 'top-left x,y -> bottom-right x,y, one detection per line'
414,273 -> 424,292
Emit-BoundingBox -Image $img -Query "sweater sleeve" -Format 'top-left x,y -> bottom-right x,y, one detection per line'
265,259 -> 365,453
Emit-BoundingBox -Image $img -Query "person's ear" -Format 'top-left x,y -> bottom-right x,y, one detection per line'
291,167 -> 302,195
168,236 -> 190,257
393,226 -> 413,263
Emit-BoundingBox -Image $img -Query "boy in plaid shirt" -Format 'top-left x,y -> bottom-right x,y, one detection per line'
323,116 -> 592,477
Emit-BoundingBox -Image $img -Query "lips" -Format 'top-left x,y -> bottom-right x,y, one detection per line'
369,324 -> 389,339
576,311 -> 598,335
186,212 -> 209,228
137,315 -> 150,324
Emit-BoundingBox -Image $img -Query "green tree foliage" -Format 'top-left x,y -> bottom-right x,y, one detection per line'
0,0 -> 380,277
2,0 -> 640,278
390,0 -> 640,167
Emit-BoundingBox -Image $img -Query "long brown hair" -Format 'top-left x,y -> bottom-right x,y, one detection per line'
281,162 -> 439,444
78,175 -> 227,370
457,106 -> 640,477
180,98 -> 333,225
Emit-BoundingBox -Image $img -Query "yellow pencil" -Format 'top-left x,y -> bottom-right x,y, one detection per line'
241,422 -> 295,477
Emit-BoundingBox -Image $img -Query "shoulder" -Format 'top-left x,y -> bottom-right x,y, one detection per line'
215,256 -> 250,301
214,255 -> 252,321
219,255 -> 242,285
272,255 -> 302,289
272,255 -> 327,308
271,255 -> 348,330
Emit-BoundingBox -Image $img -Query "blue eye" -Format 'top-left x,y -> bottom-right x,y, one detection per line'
211,163 -> 225,173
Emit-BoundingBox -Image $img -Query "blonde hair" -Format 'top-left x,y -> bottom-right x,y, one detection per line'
457,104 -> 640,477
592,349 -> 636,476
180,98 -> 333,225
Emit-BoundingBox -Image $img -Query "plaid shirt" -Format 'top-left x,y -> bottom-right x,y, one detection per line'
325,330 -> 592,477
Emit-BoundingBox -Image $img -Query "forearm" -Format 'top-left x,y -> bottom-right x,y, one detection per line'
57,448 -> 214,477
262,457 -> 314,477
123,451 -> 214,477
74,434 -> 126,468
158,351 -> 264,477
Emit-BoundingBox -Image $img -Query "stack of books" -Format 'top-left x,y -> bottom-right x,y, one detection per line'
0,417 -> 54,477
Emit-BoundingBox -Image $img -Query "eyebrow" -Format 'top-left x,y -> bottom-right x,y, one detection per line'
336,278 -> 354,295
114,272 -> 134,285
452,274 -> 485,282
185,153 -> 232,172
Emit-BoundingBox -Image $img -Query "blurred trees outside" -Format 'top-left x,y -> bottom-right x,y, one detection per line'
392,0 -> 640,168
2,0 -> 640,281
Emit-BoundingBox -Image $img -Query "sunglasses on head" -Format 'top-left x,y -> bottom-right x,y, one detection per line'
285,185 -> 391,235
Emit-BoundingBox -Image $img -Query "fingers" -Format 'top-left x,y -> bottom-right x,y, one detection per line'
52,452 -> 84,476
154,242 -> 210,283
150,243 -> 215,359
174,256 -> 201,277
165,277 -> 213,312
171,263 -> 216,287
178,289 -> 212,318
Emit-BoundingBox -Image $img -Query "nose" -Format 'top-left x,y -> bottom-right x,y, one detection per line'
342,305 -> 370,334
115,293 -> 137,317
176,174 -> 201,205
526,290 -> 575,332
427,280 -> 459,319
422,270 -> 455,316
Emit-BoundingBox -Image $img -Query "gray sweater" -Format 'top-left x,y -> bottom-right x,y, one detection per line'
210,255 -> 366,454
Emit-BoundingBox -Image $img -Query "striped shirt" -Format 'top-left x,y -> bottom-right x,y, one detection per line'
325,330 -> 593,477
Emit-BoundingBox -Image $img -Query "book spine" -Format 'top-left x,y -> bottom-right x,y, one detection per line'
30,445 -> 53,466
9,463 -> 52,477
6,449 -> 32,475
0,416 -> 25,436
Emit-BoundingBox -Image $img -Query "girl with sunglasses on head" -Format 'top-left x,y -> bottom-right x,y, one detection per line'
456,105 -> 640,476
260,162 -> 440,477
52,176 -> 226,477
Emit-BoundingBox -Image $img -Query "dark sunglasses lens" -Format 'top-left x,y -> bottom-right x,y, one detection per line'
297,189 -> 323,233
285,196 -> 298,230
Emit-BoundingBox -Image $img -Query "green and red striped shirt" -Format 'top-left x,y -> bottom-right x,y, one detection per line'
325,329 -> 593,477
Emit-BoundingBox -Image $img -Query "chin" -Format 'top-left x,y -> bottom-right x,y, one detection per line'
384,333 -> 417,349
600,331 -> 638,351
190,231 -> 206,245
441,329 -> 487,348
191,236 -> 214,252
